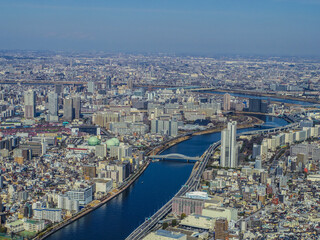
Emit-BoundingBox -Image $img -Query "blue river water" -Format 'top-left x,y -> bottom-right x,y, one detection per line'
47,115 -> 287,240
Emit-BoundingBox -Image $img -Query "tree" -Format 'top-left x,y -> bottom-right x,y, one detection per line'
181,213 -> 186,219
171,219 -> 177,227
0,225 -> 6,233
162,222 -> 168,229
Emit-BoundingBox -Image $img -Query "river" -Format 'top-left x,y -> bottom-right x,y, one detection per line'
47,115 -> 288,240
209,91 -> 316,106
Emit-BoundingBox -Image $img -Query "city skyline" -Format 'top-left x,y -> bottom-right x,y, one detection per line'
0,0 -> 320,238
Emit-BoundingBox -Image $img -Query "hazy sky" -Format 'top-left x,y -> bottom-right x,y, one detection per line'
1,0 -> 320,56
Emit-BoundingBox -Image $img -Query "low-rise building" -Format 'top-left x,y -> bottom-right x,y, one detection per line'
23,219 -> 46,232
143,229 -> 187,240
180,214 -> 215,230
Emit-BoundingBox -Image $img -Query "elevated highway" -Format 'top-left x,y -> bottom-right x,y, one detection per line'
125,118 -> 300,240
241,122 -> 299,135
125,141 -> 220,240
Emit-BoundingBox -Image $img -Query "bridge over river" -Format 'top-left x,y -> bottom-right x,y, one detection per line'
148,153 -> 201,162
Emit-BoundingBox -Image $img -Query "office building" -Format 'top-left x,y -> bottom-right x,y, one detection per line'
24,90 -> 36,119
128,78 -> 133,90
151,120 -> 178,137
73,96 -> 81,119
88,81 -> 95,93
67,186 -> 93,205
255,156 -> 262,169
48,92 -> 58,117
215,218 -> 228,240
55,84 -> 63,95
249,99 -> 268,113
252,143 -> 261,159
106,76 -> 112,90
220,121 -> 238,168
63,97 -> 74,121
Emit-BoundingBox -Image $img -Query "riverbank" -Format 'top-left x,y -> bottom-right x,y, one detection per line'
36,134 -> 197,239
35,160 -> 151,240
35,115 -> 263,240
192,115 -> 264,136
148,135 -> 191,156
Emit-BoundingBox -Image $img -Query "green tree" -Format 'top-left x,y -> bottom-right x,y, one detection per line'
162,222 -> 168,229
0,225 -> 6,233
181,213 -> 186,219
171,219 -> 177,227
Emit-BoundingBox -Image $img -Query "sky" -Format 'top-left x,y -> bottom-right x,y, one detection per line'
1,0 -> 320,56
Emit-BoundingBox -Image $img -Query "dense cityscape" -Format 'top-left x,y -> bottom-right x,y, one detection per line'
0,51 -> 318,240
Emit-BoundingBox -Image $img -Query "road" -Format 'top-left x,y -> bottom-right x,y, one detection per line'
126,115 -> 299,240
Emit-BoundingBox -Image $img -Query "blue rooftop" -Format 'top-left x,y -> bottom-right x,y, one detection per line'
155,229 -> 185,239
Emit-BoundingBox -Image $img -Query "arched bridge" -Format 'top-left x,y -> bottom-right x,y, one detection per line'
148,153 -> 201,162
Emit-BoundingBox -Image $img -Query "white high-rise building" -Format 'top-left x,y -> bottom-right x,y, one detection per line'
48,92 -> 58,117
220,121 -> 238,168
88,81 -> 95,93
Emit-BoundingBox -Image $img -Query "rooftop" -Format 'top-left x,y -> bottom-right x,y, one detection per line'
155,229 -> 186,239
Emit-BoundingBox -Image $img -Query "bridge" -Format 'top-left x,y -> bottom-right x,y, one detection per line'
148,153 -> 201,162
125,120 -> 301,240
125,141 -> 220,240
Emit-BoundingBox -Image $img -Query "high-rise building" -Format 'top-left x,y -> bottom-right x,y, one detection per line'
151,120 -> 178,137
106,76 -> 112,90
48,92 -> 58,117
63,98 -> 74,121
128,79 -> 133,90
24,90 -> 36,119
88,81 -> 95,93
54,84 -> 63,95
215,217 -> 228,240
221,121 -> 238,168
73,96 -> 81,119
255,156 -> 262,169
249,98 -> 268,113
223,93 -> 231,111
252,143 -> 261,159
